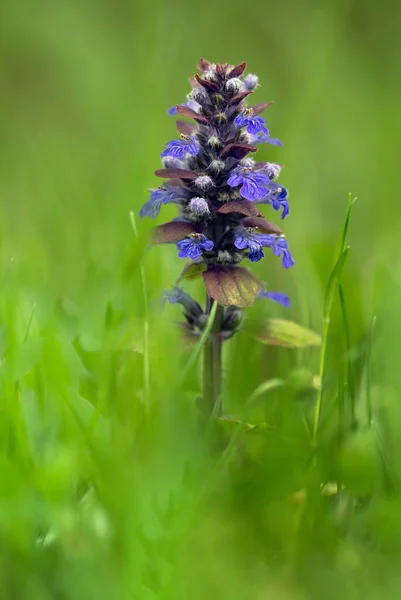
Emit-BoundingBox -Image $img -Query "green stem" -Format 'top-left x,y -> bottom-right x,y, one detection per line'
203,297 -> 224,418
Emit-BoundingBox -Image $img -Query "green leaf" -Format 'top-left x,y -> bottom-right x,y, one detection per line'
339,429 -> 379,496
176,261 -> 206,283
13,338 -> 43,380
202,266 -> 263,308
247,319 -> 321,348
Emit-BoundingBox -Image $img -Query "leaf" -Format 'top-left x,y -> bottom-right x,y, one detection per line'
241,216 -> 283,234
153,221 -> 200,244
175,105 -> 208,124
220,143 -> 257,159
202,266 -> 263,308
154,168 -> 197,181
230,91 -> 253,105
198,58 -> 210,72
176,120 -> 197,136
339,430 -> 379,496
195,74 -> 219,91
13,339 -> 43,380
218,415 -> 273,432
227,62 -> 247,78
250,102 -> 273,115
248,319 -> 321,348
217,201 -> 262,218
176,261 -> 206,283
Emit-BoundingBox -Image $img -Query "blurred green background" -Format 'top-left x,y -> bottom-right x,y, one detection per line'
1,0 -> 401,598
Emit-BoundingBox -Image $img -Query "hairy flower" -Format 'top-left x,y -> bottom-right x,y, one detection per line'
195,175 -> 214,191
261,162 -> 282,180
177,234 -> 214,260
243,74 -> 259,90
227,167 -> 270,201
161,136 -> 199,159
234,111 -> 269,135
187,197 -> 210,217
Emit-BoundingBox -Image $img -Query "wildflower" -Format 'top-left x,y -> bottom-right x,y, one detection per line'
144,58 -> 293,311
139,187 -> 181,219
248,132 -> 283,146
161,136 -> 199,159
258,290 -> 290,307
234,110 -> 269,135
227,167 -> 270,201
177,234 -> 214,260
258,184 -> 289,219
234,228 -> 294,268
261,162 -> 282,180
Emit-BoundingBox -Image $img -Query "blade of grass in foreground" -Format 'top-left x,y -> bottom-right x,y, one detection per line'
312,195 -> 357,444
130,211 -> 150,411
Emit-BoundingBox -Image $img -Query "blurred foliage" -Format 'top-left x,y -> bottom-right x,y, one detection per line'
0,0 -> 401,598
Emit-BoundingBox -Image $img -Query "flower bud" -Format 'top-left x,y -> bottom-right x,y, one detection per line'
190,87 -> 209,104
209,159 -> 225,173
207,136 -> 222,148
243,74 -> 259,90
195,175 -> 214,191
162,156 -> 186,169
225,78 -> 243,93
187,197 -> 210,217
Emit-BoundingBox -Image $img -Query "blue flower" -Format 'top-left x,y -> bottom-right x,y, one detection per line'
248,132 -> 283,147
234,111 -> 269,135
234,229 -> 265,262
177,234 -> 214,260
257,184 -> 289,219
227,167 -> 270,201
161,136 -> 199,159
139,187 -> 181,219
234,229 -> 294,268
258,290 -> 290,307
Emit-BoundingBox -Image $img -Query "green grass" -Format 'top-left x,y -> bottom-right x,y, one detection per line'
1,0 -> 401,597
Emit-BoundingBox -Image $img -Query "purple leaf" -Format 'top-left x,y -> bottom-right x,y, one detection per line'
250,102 -> 273,116
155,168 -> 197,181
153,221 -> 200,244
227,62 -> 247,78
202,266 -> 263,308
195,74 -> 219,91
198,58 -> 211,73
217,201 -> 262,218
241,216 -> 283,235
176,105 -> 209,124
230,91 -> 253,105
220,143 -> 257,159
175,120 -> 197,136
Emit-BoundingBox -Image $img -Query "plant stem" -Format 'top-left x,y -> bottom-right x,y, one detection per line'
203,296 -> 224,418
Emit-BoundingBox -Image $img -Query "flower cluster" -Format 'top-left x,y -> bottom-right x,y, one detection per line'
140,59 -> 294,336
